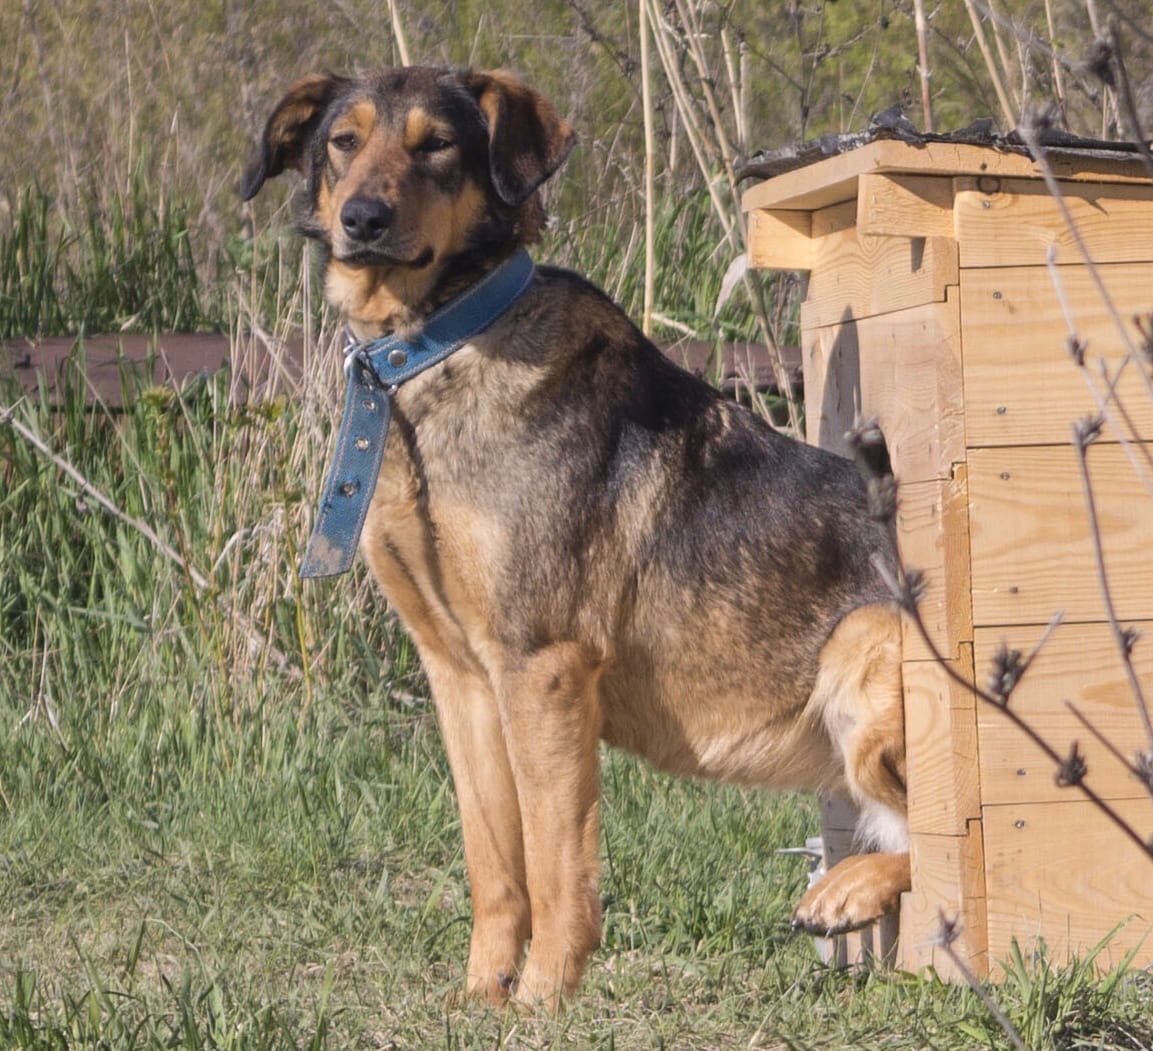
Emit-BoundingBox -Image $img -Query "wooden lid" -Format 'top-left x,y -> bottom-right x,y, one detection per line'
742,138 -> 1152,213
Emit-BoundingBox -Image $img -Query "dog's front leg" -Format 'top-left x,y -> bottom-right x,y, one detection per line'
498,643 -> 603,1009
422,655 -> 531,1003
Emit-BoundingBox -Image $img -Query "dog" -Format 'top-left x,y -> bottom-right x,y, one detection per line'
241,66 -> 910,1008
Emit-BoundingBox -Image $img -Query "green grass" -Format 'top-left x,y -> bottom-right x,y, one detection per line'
0,172 -> 214,340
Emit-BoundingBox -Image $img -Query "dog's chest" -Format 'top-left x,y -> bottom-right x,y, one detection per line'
357,420 -> 510,667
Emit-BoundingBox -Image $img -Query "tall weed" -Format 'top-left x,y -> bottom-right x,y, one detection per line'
0,169 -> 215,340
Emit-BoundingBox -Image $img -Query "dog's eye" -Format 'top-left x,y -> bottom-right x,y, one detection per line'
330,132 -> 359,153
419,134 -> 454,154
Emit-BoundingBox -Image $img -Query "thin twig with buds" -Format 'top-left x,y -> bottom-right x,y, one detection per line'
1072,419 -> 1153,751
934,911 -> 1029,1051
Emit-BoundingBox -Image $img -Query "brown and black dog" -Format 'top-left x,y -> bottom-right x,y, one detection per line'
242,66 -> 910,1008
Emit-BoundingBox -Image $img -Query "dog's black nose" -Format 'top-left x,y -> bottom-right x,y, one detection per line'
340,197 -> 393,242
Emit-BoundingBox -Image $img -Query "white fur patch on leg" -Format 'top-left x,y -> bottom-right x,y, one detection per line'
854,800 -> 909,853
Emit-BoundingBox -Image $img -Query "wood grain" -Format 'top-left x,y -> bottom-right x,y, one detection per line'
968,444 -> 1153,627
802,292 -> 963,481
960,263 -> 1153,448
897,468 -> 973,662
741,139 -> 1151,214
746,208 -> 814,271
856,292 -> 965,483
983,799 -> 1153,970
974,622 -> 1153,805
857,172 -> 956,239
800,315 -> 859,457
904,653 -> 982,837
955,177 -> 1153,269
800,231 -> 958,329
899,825 -> 988,978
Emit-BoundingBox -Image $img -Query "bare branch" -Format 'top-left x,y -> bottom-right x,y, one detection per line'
1072,422 -> 1153,750
934,912 -> 1029,1051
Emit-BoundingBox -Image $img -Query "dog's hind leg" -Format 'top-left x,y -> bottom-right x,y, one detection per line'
423,655 -> 531,1003
793,603 -> 912,935
497,642 -> 604,1008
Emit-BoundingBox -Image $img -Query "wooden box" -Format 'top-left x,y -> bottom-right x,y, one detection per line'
744,140 -> 1153,978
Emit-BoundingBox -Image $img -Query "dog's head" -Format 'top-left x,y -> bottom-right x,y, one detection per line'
241,67 -> 574,326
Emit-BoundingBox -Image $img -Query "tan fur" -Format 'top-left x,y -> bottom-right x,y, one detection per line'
244,66 -> 911,1009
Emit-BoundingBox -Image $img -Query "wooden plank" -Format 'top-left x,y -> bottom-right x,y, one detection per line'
856,290 -> 965,484
904,652 -> 981,837
897,467 -> 973,662
857,173 -> 956,239
961,264 -> 1153,448
984,799 -> 1153,970
800,316 -> 859,456
968,444 -> 1153,626
799,223 -> 959,328
802,293 -> 966,480
833,914 -> 900,968
741,139 -> 1151,214
0,332 -> 309,408
898,823 -> 988,979
955,177 -> 1153,268
812,797 -> 900,967
810,199 -> 856,239
798,198 -> 958,327
821,795 -> 861,849
974,622 -> 1153,805
746,208 -> 814,271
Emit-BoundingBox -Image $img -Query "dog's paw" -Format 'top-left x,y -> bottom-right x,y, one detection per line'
791,851 -> 910,936
464,965 -> 518,1005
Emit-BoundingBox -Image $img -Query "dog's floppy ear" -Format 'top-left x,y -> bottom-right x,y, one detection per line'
241,74 -> 347,201
465,71 -> 575,206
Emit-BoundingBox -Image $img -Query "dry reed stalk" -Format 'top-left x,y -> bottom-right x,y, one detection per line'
985,0 -> 1023,113
719,26 -> 746,147
639,0 -> 656,337
913,0 -> 934,131
1107,18 -> 1153,182
643,0 -> 734,242
1043,0 -> 1068,124
963,0 -> 1017,127
1082,0 -> 1115,135
643,0 -> 802,434
388,0 -> 411,66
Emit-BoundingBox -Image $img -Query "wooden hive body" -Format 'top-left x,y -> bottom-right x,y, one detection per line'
743,140 -> 1153,978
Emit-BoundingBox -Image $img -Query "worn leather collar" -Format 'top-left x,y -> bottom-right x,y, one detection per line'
300,249 -> 537,578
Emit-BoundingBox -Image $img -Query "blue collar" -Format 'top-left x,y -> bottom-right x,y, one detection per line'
300,249 -> 537,578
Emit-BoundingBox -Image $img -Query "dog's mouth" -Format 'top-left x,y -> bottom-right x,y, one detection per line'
335,244 -> 435,269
